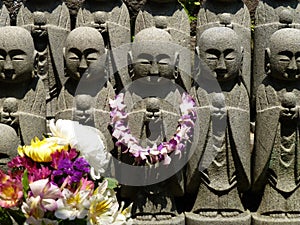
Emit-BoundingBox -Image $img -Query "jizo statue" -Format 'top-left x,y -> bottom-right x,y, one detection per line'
76,0 -> 131,90
56,27 -> 115,152
197,0 -> 251,99
120,27 -> 186,224
252,0 -> 300,106
186,27 -> 251,225
253,28 -> 300,223
0,26 -> 46,158
16,0 -> 70,121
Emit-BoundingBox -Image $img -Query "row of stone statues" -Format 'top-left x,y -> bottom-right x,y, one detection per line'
0,0 -> 300,224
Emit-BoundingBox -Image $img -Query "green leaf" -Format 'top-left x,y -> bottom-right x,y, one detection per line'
22,170 -> 29,199
194,2 -> 200,5
104,177 -> 119,190
0,207 -> 12,225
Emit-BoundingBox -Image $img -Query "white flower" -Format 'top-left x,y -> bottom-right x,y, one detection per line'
55,188 -> 91,220
49,119 -> 110,179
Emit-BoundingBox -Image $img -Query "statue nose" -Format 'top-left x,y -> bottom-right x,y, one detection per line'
79,58 -> 88,70
287,57 -> 297,71
4,56 -> 13,71
149,62 -> 159,75
216,57 -> 226,70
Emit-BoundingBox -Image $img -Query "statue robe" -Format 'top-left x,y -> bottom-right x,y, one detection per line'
187,80 -> 250,212
253,81 -> 300,214
16,2 -> 70,118
0,77 -> 46,145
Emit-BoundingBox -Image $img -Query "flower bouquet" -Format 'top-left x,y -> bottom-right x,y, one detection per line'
0,120 -> 131,225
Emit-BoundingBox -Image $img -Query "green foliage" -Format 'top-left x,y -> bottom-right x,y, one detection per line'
179,0 -> 201,21
0,207 -> 13,225
104,177 -> 119,190
22,169 -> 29,199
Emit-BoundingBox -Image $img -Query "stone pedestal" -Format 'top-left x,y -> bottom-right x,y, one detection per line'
252,213 -> 300,225
131,213 -> 185,225
185,211 -> 251,225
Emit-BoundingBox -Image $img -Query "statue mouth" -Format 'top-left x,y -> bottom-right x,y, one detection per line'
2,71 -> 16,80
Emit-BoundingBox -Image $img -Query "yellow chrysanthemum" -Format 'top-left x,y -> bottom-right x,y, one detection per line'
18,137 -> 69,162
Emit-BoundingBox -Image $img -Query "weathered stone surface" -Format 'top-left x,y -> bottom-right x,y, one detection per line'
0,0 -> 9,25
16,0 -> 70,120
197,0 -> 251,96
186,27 -> 250,223
253,28 -> 300,223
252,0 -> 300,105
120,27 -> 187,224
0,26 -> 46,146
76,0 -> 131,90
56,26 -> 115,151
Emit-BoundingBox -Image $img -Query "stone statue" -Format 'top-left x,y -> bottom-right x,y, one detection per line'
197,0 -> 251,97
186,27 -> 251,225
119,27 -> 186,224
0,0 -> 10,26
252,0 -> 300,105
56,27 -> 115,152
0,26 -> 46,148
134,0 -> 191,90
252,28 -> 300,224
76,0 -> 131,90
16,0 -> 70,121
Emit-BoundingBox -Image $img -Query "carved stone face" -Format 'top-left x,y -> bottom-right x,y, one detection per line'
0,27 -> 35,83
198,27 -> 242,82
131,28 -> 176,81
269,28 -> 300,81
65,27 -> 106,81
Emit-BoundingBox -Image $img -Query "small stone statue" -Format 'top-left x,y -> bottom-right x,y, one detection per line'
120,27 -> 186,224
186,27 -> 251,225
135,0 -> 190,48
0,0 -> 9,26
197,0 -> 251,97
76,0 -> 131,90
56,26 -> 115,151
0,26 -> 46,147
253,28 -> 300,224
16,0 -> 70,120
134,0 -> 191,90
253,0 -> 300,104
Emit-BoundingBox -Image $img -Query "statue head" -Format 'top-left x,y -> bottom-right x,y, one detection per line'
267,28 -> 300,81
0,27 -> 36,83
197,27 -> 243,82
130,27 -> 179,81
64,27 -> 106,81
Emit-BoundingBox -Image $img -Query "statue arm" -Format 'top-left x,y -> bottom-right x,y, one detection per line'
252,85 -> 280,192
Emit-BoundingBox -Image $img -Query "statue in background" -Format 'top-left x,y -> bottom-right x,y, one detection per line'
16,0 -> 70,121
76,0 -> 131,90
253,28 -> 300,224
252,0 -> 300,105
197,0 -> 251,97
0,0 -> 10,26
56,26 -> 115,152
186,27 -> 251,225
0,26 -> 46,148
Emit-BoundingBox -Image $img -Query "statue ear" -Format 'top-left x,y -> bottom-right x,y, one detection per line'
128,51 -> 134,79
195,46 -> 200,57
174,52 -> 180,79
265,48 -> 271,74
33,50 -> 38,77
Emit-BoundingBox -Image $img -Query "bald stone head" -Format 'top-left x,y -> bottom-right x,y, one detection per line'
198,27 -> 243,82
0,27 -> 35,83
131,27 -> 178,80
65,27 -> 106,81
268,28 -> 300,80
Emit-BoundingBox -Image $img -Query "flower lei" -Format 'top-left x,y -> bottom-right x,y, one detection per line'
109,92 -> 196,165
